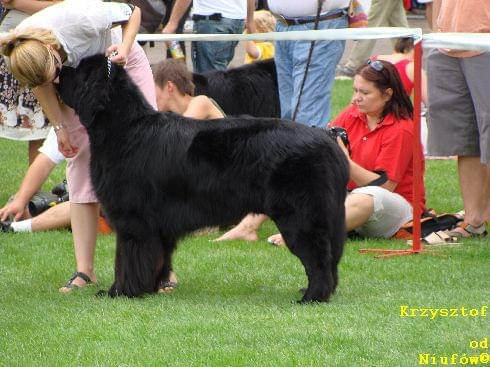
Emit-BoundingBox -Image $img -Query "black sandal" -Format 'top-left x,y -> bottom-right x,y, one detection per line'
59,271 -> 94,293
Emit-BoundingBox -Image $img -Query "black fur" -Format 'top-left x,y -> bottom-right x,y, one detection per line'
193,59 -> 280,118
57,55 -> 349,302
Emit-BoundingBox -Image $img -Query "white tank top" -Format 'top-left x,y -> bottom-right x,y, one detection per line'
268,0 -> 350,18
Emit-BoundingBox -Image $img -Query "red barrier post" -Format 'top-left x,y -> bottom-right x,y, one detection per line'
411,40 -> 423,252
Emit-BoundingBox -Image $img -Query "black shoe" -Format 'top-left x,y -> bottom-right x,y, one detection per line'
0,220 -> 13,233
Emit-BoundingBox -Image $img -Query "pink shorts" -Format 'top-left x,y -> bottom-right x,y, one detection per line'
64,43 -> 157,203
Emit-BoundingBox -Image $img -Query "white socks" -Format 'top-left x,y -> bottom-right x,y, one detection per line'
10,219 -> 33,233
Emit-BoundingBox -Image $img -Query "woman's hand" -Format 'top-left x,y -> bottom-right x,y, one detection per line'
0,197 -> 27,222
105,44 -> 129,66
337,136 -> 351,161
56,128 -> 78,158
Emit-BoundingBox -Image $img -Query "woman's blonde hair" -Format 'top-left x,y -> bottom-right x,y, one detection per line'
254,10 -> 276,33
0,27 -> 61,87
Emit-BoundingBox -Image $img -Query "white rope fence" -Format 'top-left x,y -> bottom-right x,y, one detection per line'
136,27 -> 422,43
423,32 -> 490,51
136,27 -> 490,52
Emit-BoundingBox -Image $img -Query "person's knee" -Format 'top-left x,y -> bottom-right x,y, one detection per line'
345,193 -> 375,230
346,193 -> 374,214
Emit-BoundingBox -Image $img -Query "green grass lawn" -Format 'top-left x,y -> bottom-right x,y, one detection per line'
0,81 -> 488,366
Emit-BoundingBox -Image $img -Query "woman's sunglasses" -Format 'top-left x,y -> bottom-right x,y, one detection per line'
367,59 -> 384,72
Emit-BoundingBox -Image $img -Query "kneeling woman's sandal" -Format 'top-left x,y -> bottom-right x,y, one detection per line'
446,223 -> 488,239
59,271 -> 94,293
423,231 -> 459,245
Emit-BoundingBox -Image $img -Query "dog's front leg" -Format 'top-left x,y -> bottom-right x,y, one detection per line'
108,232 -> 163,297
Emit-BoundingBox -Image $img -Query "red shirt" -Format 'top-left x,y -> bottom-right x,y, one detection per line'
330,105 -> 425,208
393,59 -> 413,96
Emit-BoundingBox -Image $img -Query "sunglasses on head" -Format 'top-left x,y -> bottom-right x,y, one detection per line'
367,59 -> 384,72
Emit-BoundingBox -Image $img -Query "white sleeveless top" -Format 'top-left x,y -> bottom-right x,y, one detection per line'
17,0 -> 132,67
268,0 -> 350,18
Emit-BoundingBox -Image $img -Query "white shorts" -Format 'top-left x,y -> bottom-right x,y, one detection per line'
417,0 -> 432,3
351,186 -> 413,238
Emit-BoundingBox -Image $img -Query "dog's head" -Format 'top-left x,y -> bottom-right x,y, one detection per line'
58,54 -> 116,128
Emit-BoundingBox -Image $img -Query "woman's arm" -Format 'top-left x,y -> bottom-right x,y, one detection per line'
161,0 -> 192,34
106,5 -> 141,65
0,153 -> 56,221
337,137 -> 397,192
246,0 -> 257,34
348,159 -> 397,191
0,0 -> 60,14
245,41 -> 261,60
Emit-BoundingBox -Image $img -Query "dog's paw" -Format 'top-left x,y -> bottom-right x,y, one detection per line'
95,289 -> 108,297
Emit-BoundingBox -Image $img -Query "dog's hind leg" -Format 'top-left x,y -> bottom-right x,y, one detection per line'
330,213 -> 346,294
273,218 -> 334,303
108,231 -> 163,297
156,238 -> 177,288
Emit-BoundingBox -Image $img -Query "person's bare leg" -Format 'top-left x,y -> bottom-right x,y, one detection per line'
267,193 -> 375,246
483,166 -> 490,222
345,193 -> 374,232
457,156 -> 488,226
28,140 -> 43,166
425,2 -> 433,30
31,201 -> 71,231
214,213 -> 268,241
59,202 -> 99,292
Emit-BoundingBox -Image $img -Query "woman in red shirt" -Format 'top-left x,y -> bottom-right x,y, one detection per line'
327,59 -> 425,239
219,60 -> 426,244
268,60 -> 426,244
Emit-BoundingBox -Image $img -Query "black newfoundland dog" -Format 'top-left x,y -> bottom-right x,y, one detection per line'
193,59 -> 280,118
57,54 -> 348,303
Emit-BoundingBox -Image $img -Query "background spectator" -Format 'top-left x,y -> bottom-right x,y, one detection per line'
244,10 -> 275,64
426,0 -> 489,238
0,128 -> 70,233
161,0 -> 256,72
153,59 -> 225,119
336,0 -> 409,78
268,0 -> 350,127
373,37 -> 427,105
0,0 -> 58,165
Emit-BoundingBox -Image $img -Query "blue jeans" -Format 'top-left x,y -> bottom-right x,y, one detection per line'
192,18 -> 245,73
274,11 -> 348,127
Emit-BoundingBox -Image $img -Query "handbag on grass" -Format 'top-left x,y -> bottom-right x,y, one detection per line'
348,0 -> 368,28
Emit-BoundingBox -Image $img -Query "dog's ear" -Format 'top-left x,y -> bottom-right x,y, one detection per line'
76,80 -> 109,128
57,67 -> 77,108
62,55 -> 110,128
77,97 -> 101,128
192,73 -> 208,88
